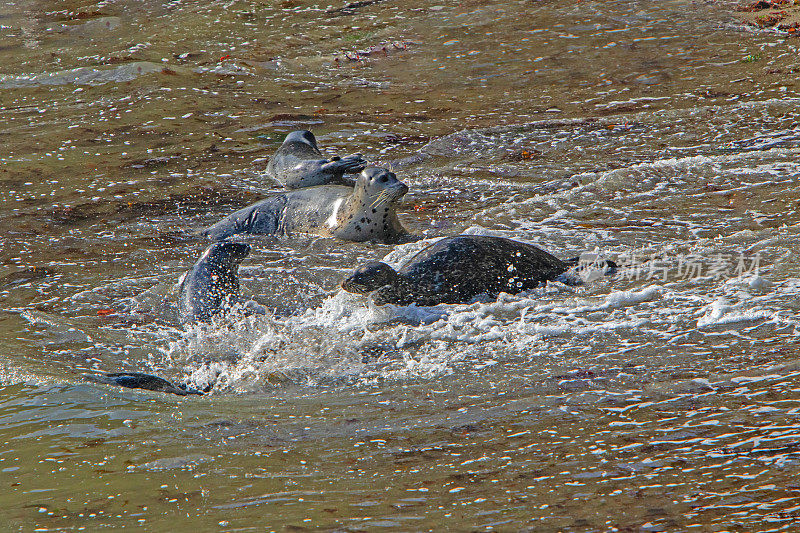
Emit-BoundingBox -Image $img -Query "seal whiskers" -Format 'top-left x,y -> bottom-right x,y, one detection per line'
370,190 -> 390,209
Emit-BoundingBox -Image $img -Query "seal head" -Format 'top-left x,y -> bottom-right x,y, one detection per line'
341,261 -> 400,294
286,130 -> 317,147
330,168 -> 409,242
178,242 -> 251,323
266,130 -> 367,189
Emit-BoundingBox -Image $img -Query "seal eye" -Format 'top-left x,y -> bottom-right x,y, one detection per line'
378,175 -> 388,183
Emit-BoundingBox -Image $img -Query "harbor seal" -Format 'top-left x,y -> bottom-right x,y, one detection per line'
266,130 -> 367,189
178,241 -> 251,323
83,372 -> 203,395
203,167 -> 411,243
341,235 -> 616,306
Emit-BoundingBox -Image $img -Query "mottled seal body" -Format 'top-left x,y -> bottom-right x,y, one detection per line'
178,242 -> 251,323
266,130 -> 367,189
203,168 -> 410,243
342,235 -> 614,306
84,372 -> 203,396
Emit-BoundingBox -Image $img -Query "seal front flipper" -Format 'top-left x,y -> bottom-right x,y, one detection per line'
83,372 -> 203,396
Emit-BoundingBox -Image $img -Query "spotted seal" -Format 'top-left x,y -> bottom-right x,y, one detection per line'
341,235 -> 616,306
83,372 -> 203,395
178,241 -> 251,323
203,167 -> 411,243
266,130 -> 367,189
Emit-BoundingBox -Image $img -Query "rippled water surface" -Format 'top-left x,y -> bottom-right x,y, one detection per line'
3,0 -> 800,530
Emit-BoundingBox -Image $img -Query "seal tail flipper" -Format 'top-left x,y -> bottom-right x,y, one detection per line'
564,256 -> 618,276
321,154 -> 367,176
203,196 -> 285,240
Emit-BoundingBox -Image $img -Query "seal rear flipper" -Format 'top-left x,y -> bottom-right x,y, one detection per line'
245,203 -> 283,235
564,255 -> 618,279
321,153 -> 367,176
203,196 -> 287,240
83,372 -> 203,396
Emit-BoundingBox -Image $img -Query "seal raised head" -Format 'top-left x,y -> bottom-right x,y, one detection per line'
265,130 -> 367,189
342,235 -> 615,306
178,241 -> 251,323
203,167 -> 411,243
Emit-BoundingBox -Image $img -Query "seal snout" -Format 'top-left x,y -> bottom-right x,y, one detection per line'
392,181 -> 410,197
360,167 -> 409,199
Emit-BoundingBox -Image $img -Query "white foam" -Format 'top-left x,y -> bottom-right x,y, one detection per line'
697,298 -> 774,329
160,263 -> 800,392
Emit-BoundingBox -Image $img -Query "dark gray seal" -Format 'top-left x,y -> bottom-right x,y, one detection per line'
178,242 -> 251,323
341,235 -> 616,306
266,130 -> 367,189
203,167 -> 410,243
83,372 -> 203,395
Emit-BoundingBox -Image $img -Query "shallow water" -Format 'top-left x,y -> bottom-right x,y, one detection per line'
3,0 -> 800,530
